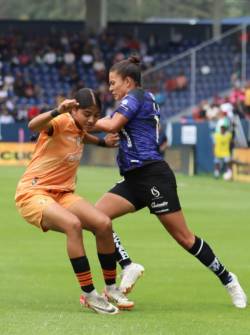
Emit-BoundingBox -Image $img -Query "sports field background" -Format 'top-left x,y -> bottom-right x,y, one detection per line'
1,166 -> 250,335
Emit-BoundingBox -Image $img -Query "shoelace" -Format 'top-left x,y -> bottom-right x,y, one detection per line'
228,284 -> 243,298
121,269 -> 136,280
110,289 -> 128,302
89,295 -> 112,308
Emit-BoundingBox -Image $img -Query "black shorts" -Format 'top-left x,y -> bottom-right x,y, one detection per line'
109,161 -> 181,215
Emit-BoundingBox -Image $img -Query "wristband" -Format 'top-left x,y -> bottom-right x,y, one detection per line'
97,138 -> 106,147
50,109 -> 60,118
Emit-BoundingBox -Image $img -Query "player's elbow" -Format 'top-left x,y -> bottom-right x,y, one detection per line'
28,120 -> 36,132
28,120 -> 41,132
108,123 -> 121,133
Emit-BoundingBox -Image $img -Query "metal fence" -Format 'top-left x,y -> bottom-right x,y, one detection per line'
142,25 -> 250,121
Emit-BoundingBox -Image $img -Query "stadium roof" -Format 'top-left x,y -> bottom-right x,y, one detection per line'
145,16 -> 250,25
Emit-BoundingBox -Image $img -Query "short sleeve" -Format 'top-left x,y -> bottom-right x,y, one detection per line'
116,95 -> 140,121
42,114 -> 68,136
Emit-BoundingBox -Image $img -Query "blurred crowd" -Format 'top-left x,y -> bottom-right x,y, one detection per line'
192,83 -> 250,123
0,27 -> 250,128
0,29 -> 164,124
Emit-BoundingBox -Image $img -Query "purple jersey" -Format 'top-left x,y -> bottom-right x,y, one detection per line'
113,88 -> 163,175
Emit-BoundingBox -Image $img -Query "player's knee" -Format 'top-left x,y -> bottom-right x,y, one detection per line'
96,216 -> 112,235
67,217 -> 82,235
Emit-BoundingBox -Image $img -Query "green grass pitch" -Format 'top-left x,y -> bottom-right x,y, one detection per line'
1,166 -> 250,335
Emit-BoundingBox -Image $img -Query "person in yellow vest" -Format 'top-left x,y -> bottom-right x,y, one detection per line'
213,125 -> 233,180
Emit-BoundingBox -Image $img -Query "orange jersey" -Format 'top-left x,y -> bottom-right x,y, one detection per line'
15,113 -> 85,201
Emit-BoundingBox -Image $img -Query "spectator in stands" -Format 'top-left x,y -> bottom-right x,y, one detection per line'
205,103 -> 220,121
165,71 -> 188,92
35,50 -> 45,65
3,73 -> 15,90
229,86 -> 245,118
81,50 -> 94,69
192,101 -> 209,121
27,106 -> 40,121
18,50 -> 31,66
43,48 -> 57,65
0,107 -> 15,124
5,98 -> 16,118
112,52 -> 125,65
16,105 -> 28,122
13,73 -> 26,97
175,71 -> 188,91
93,56 -> 106,82
0,81 -> 8,102
220,97 -> 234,121
24,80 -> 40,99
63,49 -> 75,65
10,49 -> 20,67
141,54 -> 155,70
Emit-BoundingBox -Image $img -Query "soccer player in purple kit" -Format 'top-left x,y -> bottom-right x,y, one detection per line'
94,55 -> 247,308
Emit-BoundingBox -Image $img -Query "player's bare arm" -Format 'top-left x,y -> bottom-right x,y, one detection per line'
95,113 -> 128,133
28,99 -> 79,132
84,132 -> 119,148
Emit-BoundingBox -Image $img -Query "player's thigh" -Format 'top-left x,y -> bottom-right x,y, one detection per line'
63,196 -> 112,232
95,179 -> 136,219
95,192 -> 135,219
42,202 -> 81,233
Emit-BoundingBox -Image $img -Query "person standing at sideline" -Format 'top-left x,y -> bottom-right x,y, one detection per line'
213,124 -> 233,180
15,88 -> 134,315
93,56 -> 247,308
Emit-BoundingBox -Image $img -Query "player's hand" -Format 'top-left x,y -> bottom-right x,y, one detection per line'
104,133 -> 119,147
58,99 -> 79,114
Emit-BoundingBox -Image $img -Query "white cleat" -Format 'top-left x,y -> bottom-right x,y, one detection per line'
104,285 -> 134,310
225,272 -> 247,309
80,290 -> 119,315
120,263 -> 144,294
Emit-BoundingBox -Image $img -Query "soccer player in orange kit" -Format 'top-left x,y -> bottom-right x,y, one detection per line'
15,88 -> 134,315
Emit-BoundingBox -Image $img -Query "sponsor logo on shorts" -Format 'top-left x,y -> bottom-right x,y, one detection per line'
150,186 -> 160,198
154,208 -> 170,214
151,201 -> 168,208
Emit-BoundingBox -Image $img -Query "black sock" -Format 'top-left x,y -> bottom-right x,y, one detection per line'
113,231 -> 132,269
70,256 -> 95,293
188,236 -> 232,285
98,252 -> 117,285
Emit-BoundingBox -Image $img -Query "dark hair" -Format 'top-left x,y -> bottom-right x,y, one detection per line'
74,88 -> 102,111
110,55 -> 141,86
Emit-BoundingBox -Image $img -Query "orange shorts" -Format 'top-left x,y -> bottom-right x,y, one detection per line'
15,190 -> 82,232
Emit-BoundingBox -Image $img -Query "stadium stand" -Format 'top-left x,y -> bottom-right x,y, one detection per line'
0,22 -> 250,124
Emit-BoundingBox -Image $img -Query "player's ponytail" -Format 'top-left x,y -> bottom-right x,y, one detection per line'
128,55 -> 141,65
110,55 -> 141,86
